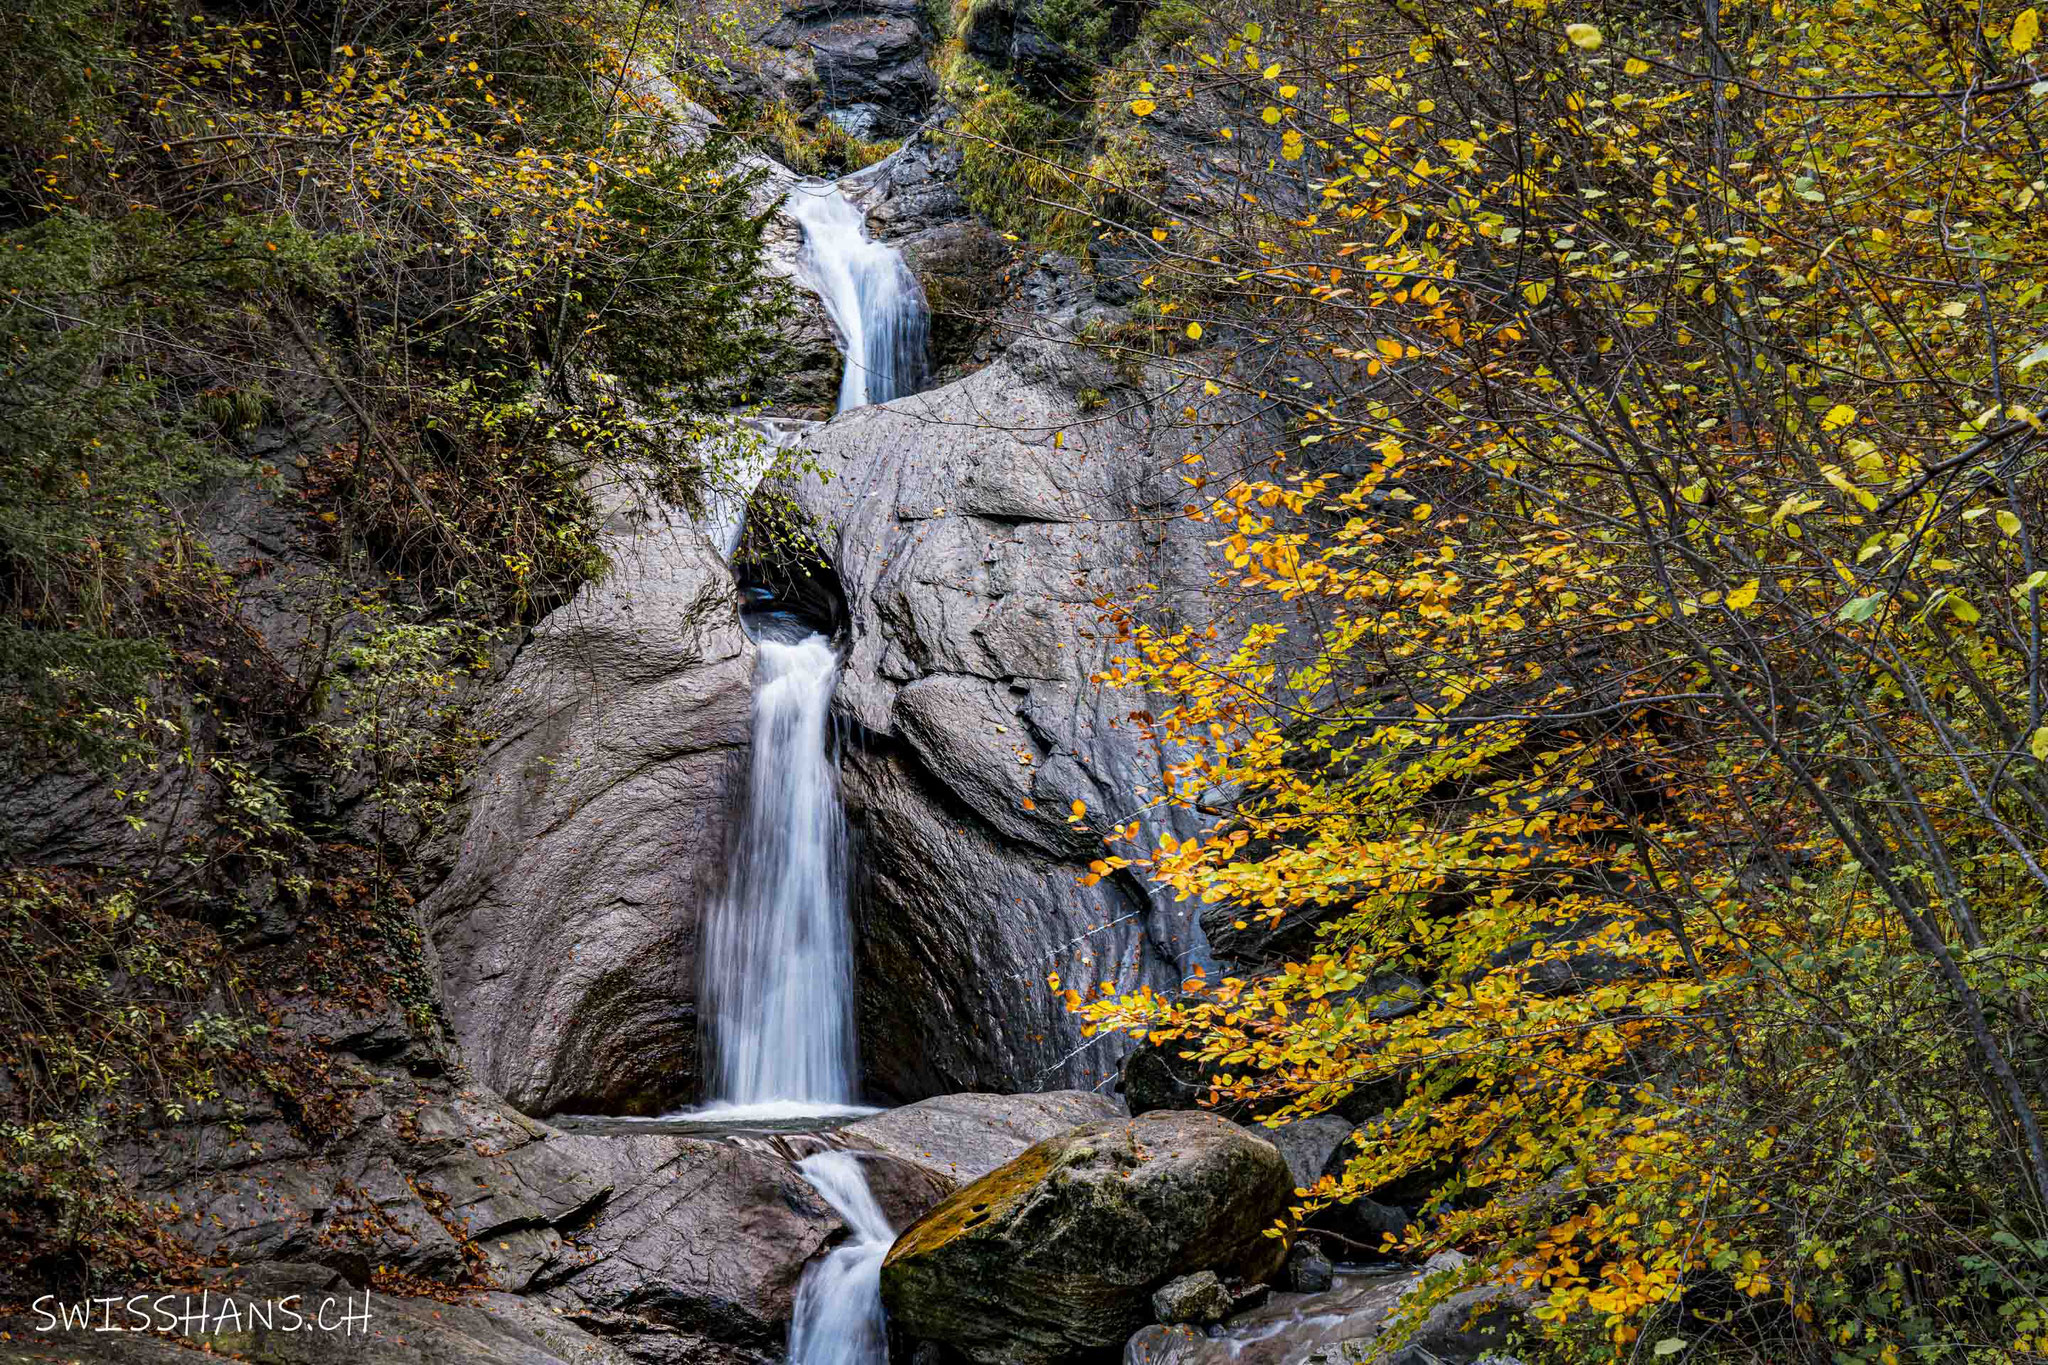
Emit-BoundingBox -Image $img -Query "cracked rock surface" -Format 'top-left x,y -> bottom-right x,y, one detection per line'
785,315 -> 1270,1099
422,476 -> 754,1117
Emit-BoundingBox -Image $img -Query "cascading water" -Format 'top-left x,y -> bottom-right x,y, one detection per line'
786,182 -> 928,413
696,623 -> 863,1117
701,180 -> 924,563
688,172 -> 916,1358
787,1151 -> 895,1365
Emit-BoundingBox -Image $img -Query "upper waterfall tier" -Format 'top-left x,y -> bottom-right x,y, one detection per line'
786,182 -> 928,412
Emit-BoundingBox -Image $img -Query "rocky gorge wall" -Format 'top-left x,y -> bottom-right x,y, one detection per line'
421,273 -> 1267,1113
421,477 -> 757,1116
791,318 -> 1247,1100
422,14 -> 1277,1111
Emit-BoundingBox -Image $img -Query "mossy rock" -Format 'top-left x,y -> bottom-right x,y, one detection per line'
880,1110 -> 1293,1365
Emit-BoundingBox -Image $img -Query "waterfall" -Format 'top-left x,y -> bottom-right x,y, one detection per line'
700,182 -> 924,558
788,1151 -> 895,1365
786,182 -> 928,412
691,178 -> 924,1121
697,627 -> 863,1117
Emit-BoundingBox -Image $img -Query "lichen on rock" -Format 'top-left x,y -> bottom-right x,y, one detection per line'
881,1110 -> 1293,1365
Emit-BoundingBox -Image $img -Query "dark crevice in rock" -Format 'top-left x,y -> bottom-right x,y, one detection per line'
735,510 -> 851,642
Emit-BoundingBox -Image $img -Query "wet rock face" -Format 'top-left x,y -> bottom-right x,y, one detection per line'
536,1133 -> 845,1359
844,742 -> 1154,1098
788,325 -> 1269,1097
1119,1036 -> 1253,1121
855,128 -> 973,240
897,219 -> 1013,376
881,1110 -> 1294,1365
1151,1272 -> 1232,1326
422,482 -> 754,1116
760,0 -> 938,136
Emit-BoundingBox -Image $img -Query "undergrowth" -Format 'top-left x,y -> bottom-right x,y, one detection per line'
0,0 -> 800,1296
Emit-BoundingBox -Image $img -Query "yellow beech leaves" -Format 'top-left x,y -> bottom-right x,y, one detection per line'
1056,0 -> 2048,1353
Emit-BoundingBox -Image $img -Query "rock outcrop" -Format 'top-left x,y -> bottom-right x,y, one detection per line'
535,1133 -> 846,1360
757,0 -> 938,136
837,1089 -> 1121,1182
1120,1256 -> 1536,1365
881,1110 -> 1293,1365
785,301 -> 1269,1097
2,1262 -> 636,1365
422,476 -> 755,1116
960,0 -> 1097,101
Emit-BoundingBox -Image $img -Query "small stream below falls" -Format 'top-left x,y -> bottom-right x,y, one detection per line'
788,1151 -> 899,1365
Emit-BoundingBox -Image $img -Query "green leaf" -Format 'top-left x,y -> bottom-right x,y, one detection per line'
1946,593 -> 1982,624
1654,1340 -> 1688,1357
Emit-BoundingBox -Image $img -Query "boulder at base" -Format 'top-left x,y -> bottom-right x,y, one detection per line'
838,1090 -> 1122,1184
881,1110 -> 1293,1365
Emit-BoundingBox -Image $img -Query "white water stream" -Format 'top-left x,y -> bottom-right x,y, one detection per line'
788,1151 -> 896,1365
697,629 -> 862,1116
786,181 -> 928,412
705,179 -> 921,560
692,169 -> 930,1363
696,177 -> 929,1114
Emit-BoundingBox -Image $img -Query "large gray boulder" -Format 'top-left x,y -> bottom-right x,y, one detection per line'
880,1110 -> 1293,1365
787,311 -> 1268,1098
1262,1115 -> 1358,1193
115,1073 -> 843,1329
838,1090 -> 1122,1182
422,476 -> 754,1115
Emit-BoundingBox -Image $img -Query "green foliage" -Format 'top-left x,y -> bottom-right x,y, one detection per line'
1033,0 -> 1111,61
0,0 -> 116,218
921,0 -> 962,42
589,148 -> 799,411
1058,0 -> 2048,1355
0,0 -> 805,1295
1132,0 -> 1203,49
312,613 -> 498,850
944,71 -> 1093,247
749,103 -> 901,177
0,209 -> 354,766
0,871 -> 257,1278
